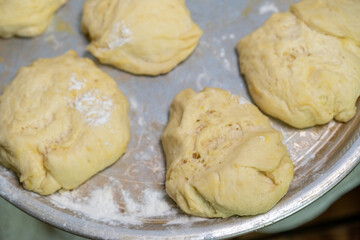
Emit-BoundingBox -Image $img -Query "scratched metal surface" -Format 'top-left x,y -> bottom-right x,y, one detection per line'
0,0 -> 360,239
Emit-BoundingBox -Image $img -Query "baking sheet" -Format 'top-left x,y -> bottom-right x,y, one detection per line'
1,0 -> 360,239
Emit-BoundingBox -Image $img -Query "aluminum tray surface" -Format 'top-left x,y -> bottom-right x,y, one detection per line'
0,0 -> 359,239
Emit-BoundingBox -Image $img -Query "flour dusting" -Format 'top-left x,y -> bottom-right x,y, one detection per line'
49,183 -> 177,225
71,89 -> 113,126
129,96 -> 138,110
219,48 -> 225,58
141,189 -> 174,217
259,2 -> 279,15
121,188 -> 175,218
165,215 -> 205,226
196,72 -> 208,90
49,187 -> 141,225
137,117 -> 145,126
230,94 -> 249,105
69,73 -> 86,90
213,43 -> 233,72
43,35 -> 61,50
107,21 -> 132,49
223,58 -> 231,71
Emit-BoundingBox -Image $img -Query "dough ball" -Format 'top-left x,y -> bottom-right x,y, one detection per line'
237,12 -> 360,129
291,0 -> 360,45
162,88 -> 294,218
0,51 -> 130,195
81,0 -> 202,76
0,0 -> 67,38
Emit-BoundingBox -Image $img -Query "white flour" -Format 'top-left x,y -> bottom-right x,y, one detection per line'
129,96 -> 138,110
43,34 -> 61,50
121,188 -> 174,217
230,94 -> 250,105
107,21 -> 132,49
49,183 -> 177,226
259,1 -> 279,15
196,72 -> 208,90
71,89 -> 113,127
165,215 -> 205,226
137,117 -> 145,126
50,186 -> 141,225
223,58 -> 231,71
210,35 -> 236,72
69,73 -> 86,90
219,48 -> 225,58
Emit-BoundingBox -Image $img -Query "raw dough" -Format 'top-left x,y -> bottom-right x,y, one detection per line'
81,0 -> 202,76
237,12 -> 360,129
0,51 -> 130,195
0,0 -> 67,38
162,88 -> 294,217
291,0 -> 360,45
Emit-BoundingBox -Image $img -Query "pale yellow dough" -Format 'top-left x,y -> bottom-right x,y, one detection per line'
237,12 -> 360,129
291,0 -> 360,45
0,51 -> 130,195
81,0 -> 202,76
0,0 -> 67,38
162,88 -> 294,218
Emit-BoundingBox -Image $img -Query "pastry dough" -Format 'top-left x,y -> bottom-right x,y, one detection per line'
237,12 -> 360,128
81,0 -> 202,76
162,88 -> 294,217
291,0 -> 360,45
0,51 -> 130,195
0,0 -> 67,38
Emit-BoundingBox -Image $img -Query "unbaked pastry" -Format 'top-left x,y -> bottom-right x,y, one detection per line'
0,0 -> 67,38
162,88 -> 294,218
237,12 -> 360,129
0,51 -> 130,195
291,0 -> 360,45
81,0 -> 202,76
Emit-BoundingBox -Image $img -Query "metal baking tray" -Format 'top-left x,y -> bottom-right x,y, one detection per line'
0,0 -> 359,239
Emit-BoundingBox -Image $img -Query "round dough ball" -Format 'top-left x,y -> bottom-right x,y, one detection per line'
291,0 -> 360,45
81,0 -> 202,76
0,0 -> 67,38
162,88 -> 294,218
0,51 -> 130,195
237,12 -> 360,129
